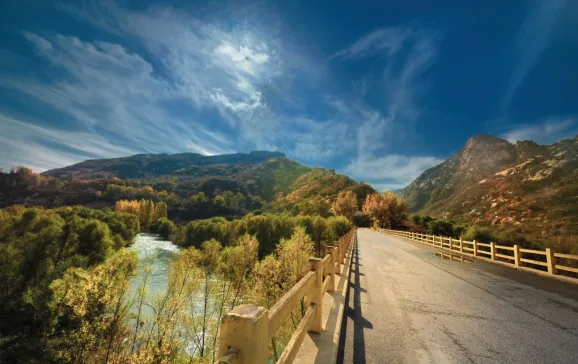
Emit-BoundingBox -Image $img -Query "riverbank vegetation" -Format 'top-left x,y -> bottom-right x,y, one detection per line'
41,226 -> 323,364
0,205 -> 139,363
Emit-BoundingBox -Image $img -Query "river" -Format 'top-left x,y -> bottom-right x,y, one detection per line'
129,233 -> 180,299
128,233 -> 208,355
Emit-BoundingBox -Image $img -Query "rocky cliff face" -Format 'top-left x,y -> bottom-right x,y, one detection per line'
402,135 -> 516,211
401,134 -> 578,238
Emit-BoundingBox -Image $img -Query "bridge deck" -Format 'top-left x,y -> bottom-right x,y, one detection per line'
338,228 -> 578,364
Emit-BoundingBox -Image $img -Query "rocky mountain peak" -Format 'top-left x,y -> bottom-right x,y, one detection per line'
457,134 -> 515,183
401,132 -> 578,232
465,134 -> 511,148
514,140 -> 546,163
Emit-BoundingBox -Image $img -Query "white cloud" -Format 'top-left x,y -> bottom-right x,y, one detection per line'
330,28 -> 411,60
503,0 -> 567,109
343,155 -> 443,189
501,118 -> 577,144
0,113 -> 139,171
48,2 -> 346,161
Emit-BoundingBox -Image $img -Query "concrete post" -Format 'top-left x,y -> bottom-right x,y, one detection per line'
325,246 -> 336,292
513,245 -> 520,268
341,239 -> 346,264
333,240 -> 341,274
218,305 -> 269,364
308,258 -> 323,333
459,238 -> 463,252
546,248 -> 557,275
473,240 -> 478,256
449,238 -> 453,250
490,242 -> 496,260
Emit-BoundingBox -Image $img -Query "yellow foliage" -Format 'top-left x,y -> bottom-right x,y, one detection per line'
333,190 -> 358,221
115,199 -> 167,230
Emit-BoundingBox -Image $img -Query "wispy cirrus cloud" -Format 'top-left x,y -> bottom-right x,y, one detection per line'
0,1 -> 345,171
0,113 -> 139,172
503,0 -> 568,109
0,1 -> 444,191
332,26 -> 441,188
330,27 -> 412,60
501,118 -> 577,144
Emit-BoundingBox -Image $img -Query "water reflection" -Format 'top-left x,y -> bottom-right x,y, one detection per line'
432,251 -> 472,263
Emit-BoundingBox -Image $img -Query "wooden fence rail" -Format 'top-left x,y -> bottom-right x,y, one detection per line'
216,228 -> 356,364
380,229 -> 578,285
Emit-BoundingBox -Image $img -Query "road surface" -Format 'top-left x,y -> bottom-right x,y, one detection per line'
337,228 -> 578,364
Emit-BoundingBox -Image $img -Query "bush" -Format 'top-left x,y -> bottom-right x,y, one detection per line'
174,213 -> 351,258
427,219 -> 455,237
460,225 -> 495,243
155,217 -> 175,239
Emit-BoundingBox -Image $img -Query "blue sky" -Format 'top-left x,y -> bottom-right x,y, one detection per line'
1,0 -> 577,190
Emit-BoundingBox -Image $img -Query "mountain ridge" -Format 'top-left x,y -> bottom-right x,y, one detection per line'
401,133 -> 578,245
3,151 -> 376,220
42,150 -> 287,180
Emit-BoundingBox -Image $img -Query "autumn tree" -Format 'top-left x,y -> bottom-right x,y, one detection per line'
362,191 -> 408,229
115,199 -> 168,230
49,249 -> 137,363
332,190 -> 358,221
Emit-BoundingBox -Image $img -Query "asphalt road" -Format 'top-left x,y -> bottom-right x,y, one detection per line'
337,228 -> 578,364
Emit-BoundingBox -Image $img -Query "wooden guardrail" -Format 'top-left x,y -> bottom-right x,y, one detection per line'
216,228 -> 356,364
380,229 -> 578,284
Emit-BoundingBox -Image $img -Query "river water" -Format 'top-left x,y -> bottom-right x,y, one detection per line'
129,233 -> 180,299
128,233 -> 207,355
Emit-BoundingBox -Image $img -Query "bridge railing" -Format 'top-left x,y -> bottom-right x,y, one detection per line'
380,229 -> 578,284
217,228 -> 356,364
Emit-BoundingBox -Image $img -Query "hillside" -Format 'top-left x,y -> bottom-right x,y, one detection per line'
401,134 -> 578,244
42,151 -> 287,179
2,151 -> 373,219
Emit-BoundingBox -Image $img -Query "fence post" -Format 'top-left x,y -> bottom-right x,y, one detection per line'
513,245 -> 520,268
341,239 -> 346,264
333,241 -> 342,274
307,258 -> 323,333
449,238 -> 453,250
459,238 -> 463,252
325,246 -> 336,292
473,240 -> 478,256
490,242 -> 496,260
546,248 -> 557,275
218,305 -> 269,364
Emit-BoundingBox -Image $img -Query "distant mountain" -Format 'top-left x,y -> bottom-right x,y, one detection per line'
42,151 -> 286,179
3,151 -> 375,216
401,134 -> 578,239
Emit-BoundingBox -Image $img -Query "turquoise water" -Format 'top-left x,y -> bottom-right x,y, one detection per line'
129,233 -> 180,299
